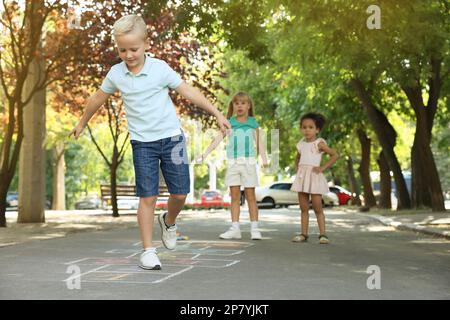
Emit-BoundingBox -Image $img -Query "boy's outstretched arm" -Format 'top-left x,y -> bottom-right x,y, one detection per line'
175,82 -> 230,134
69,89 -> 111,139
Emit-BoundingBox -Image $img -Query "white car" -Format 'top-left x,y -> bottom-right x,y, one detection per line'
103,196 -> 139,210
255,182 -> 339,208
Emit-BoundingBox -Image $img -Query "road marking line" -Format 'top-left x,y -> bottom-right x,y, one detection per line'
163,263 -> 238,269
95,270 -> 173,275
80,280 -> 159,284
64,258 -> 90,265
224,260 -> 240,267
108,273 -> 130,281
72,264 -> 111,280
152,266 -> 194,284
126,252 -> 140,258
191,257 -> 240,261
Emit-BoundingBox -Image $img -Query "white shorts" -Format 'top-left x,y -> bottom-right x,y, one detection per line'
225,158 -> 259,188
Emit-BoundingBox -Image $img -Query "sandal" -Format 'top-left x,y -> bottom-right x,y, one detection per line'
292,234 -> 308,242
319,234 -> 329,244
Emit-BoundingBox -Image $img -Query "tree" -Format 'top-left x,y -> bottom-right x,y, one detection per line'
0,1 -> 88,226
56,1 -> 226,216
281,0 -> 449,211
151,0 -> 417,210
388,2 -> 449,211
357,129 -> 377,207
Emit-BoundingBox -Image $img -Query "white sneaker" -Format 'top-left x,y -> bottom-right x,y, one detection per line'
251,229 -> 262,240
139,249 -> 161,270
219,227 -> 242,239
158,212 -> 177,250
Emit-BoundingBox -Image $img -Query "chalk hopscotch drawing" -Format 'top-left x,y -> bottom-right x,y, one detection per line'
63,240 -> 254,285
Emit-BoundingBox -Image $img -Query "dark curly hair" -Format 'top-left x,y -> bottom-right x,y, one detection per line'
300,112 -> 326,131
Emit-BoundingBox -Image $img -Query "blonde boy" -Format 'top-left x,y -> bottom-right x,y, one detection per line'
70,15 -> 230,270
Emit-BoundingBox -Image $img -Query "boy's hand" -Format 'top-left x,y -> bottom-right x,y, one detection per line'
216,114 -> 231,134
196,155 -> 205,163
68,123 -> 85,140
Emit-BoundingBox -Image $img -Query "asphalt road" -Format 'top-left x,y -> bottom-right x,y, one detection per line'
0,208 -> 449,300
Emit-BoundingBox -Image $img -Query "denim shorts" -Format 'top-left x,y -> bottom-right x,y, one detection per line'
130,133 -> 190,197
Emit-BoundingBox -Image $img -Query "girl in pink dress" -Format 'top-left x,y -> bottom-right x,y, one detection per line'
291,113 -> 339,244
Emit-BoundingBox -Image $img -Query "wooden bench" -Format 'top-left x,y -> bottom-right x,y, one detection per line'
100,174 -> 170,209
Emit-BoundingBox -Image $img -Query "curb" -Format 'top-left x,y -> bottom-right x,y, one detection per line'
357,213 -> 450,240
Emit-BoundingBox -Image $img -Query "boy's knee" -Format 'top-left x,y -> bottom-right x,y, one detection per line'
140,196 -> 157,207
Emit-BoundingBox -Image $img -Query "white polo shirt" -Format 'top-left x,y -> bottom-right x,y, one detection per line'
100,54 -> 183,142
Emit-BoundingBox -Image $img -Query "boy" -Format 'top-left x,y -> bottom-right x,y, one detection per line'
69,15 -> 230,270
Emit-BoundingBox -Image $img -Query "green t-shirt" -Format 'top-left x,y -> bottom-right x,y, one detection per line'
226,116 -> 259,159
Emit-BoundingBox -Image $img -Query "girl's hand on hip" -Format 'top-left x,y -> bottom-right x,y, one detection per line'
313,166 -> 324,174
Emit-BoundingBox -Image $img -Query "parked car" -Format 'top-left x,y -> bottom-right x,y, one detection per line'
201,190 -> 224,207
103,197 -> 139,210
6,192 -> 51,209
155,197 -> 168,209
373,190 -> 398,209
240,186 -> 246,206
222,193 -> 231,207
255,182 -> 339,208
6,192 -> 18,208
329,185 -> 352,205
117,197 -> 139,210
75,196 -> 101,210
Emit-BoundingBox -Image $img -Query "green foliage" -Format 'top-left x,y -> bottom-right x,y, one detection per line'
62,124 -> 134,209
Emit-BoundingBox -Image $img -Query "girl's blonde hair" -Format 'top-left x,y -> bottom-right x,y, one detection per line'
112,14 -> 147,40
226,92 -> 255,119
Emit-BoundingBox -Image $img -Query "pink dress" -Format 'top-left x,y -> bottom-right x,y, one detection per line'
291,138 -> 329,195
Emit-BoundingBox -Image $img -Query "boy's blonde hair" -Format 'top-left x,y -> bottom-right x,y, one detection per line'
113,14 -> 147,40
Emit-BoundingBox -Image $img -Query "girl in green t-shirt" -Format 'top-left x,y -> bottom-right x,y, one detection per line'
199,92 -> 268,240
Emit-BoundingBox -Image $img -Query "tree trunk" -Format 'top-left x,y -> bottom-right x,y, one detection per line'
0,191 -> 7,227
346,156 -> 362,206
52,142 -> 66,210
110,148 -> 119,217
332,173 -> 342,187
350,78 -> 411,210
0,0 -> 46,226
403,82 -> 445,211
411,127 -> 444,211
377,151 -> 391,209
17,54 -> 46,223
357,129 -> 377,207
0,96 -> 24,227
411,134 -> 431,208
